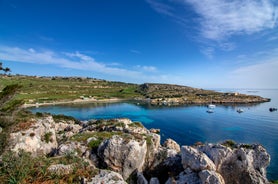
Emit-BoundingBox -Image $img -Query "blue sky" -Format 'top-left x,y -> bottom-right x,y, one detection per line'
0,0 -> 277,88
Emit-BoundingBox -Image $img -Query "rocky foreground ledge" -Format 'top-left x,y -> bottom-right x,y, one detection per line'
3,116 -> 271,184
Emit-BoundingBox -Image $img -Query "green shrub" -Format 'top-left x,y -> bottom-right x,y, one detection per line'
0,150 -> 97,183
53,114 -> 80,124
44,132 -> 53,143
240,144 -> 253,149
130,122 -> 144,128
0,150 -> 34,183
222,140 -> 236,149
88,139 -> 102,150
0,99 -> 24,113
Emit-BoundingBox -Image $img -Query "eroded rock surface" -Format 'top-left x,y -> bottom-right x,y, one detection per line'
5,116 -> 271,184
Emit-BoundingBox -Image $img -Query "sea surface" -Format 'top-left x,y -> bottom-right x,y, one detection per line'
29,89 -> 278,180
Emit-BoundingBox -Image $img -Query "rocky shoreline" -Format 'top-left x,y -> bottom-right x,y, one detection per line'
1,115 -> 271,184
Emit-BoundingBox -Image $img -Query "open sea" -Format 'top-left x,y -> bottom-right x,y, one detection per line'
29,89 -> 278,180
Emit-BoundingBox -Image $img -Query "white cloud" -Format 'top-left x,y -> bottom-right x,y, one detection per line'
0,45 -> 141,78
184,0 -> 278,40
135,65 -> 157,72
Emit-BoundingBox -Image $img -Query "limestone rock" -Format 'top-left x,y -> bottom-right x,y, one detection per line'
197,143 -> 232,170
219,145 -> 270,184
166,169 -> 201,184
58,141 -> 87,156
88,170 -> 127,184
144,133 -> 162,169
9,116 -> 58,156
163,138 -> 180,153
55,121 -> 81,139
47,164 -> 73,176
98,135 -> 147,180
181,146 -> 216,171
198,170 -> 225,184
150,128 -> 160,134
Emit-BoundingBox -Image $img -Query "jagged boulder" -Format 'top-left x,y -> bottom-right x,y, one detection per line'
9,116 -> 58,156
55,121 -> 81,139
166,168 -> 201,184
98,135 -> 147,180
88,170 -> 127,184
197,143 -> 232,170
163,138 -> 181,153
218,145 -> 270,184
58,141 -> 87,156
198,170 -> 225,184
181,146 -> 216,171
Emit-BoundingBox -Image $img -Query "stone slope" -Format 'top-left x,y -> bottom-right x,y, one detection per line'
5,116 -> 271,184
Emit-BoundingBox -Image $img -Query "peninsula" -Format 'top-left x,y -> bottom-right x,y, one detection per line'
0,75 -> 270,108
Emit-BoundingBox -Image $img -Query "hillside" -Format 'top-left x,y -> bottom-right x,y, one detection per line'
0,75 -> 270,106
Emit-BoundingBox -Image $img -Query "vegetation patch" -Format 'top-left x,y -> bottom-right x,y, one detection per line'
44,132 -> 53,143
130,121 -> 144,128
88,139 -> 103,150
53,114 -> 80,124
240,144 -> 253,149
222,140 -> 237,149
0,150 -> 97,184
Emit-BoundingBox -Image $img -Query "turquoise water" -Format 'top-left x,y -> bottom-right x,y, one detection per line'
29,89 -> 278,180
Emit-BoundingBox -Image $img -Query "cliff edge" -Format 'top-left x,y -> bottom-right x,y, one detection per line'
1,116 -> 271,184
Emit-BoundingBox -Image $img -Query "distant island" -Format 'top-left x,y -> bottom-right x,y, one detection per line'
0,75 -> 270,108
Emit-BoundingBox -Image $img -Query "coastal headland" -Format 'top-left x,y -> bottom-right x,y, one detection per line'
0,75 -> 270,108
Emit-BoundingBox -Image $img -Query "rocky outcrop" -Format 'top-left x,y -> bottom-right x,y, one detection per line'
98,135 -> 147,180
5,116 -> 271,184
89,170 -> 127,184
9,116 -> 58,156
167,143 -> 270,184
181,146 -> 216,171
163,138 -> 180,153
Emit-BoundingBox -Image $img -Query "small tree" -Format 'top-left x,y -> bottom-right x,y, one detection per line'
0,62 -> 11,74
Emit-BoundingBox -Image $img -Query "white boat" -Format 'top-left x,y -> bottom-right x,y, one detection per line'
207,97 -> 216,109
207,109 -> 214,113
237,109 -> 244,113
208,104 -> 216,109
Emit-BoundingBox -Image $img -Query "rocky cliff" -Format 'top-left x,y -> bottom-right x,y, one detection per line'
2,115 -> 271,184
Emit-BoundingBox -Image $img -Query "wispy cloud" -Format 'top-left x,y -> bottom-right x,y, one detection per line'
135,65 -> 157,72
0,45 -> 181,84
200,47 -> 215,59
183,0 -> 278,41
146,0 -> 175,17
0,45 -> 141,78
146,0 -> 188,25
147,0 -> 278,57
